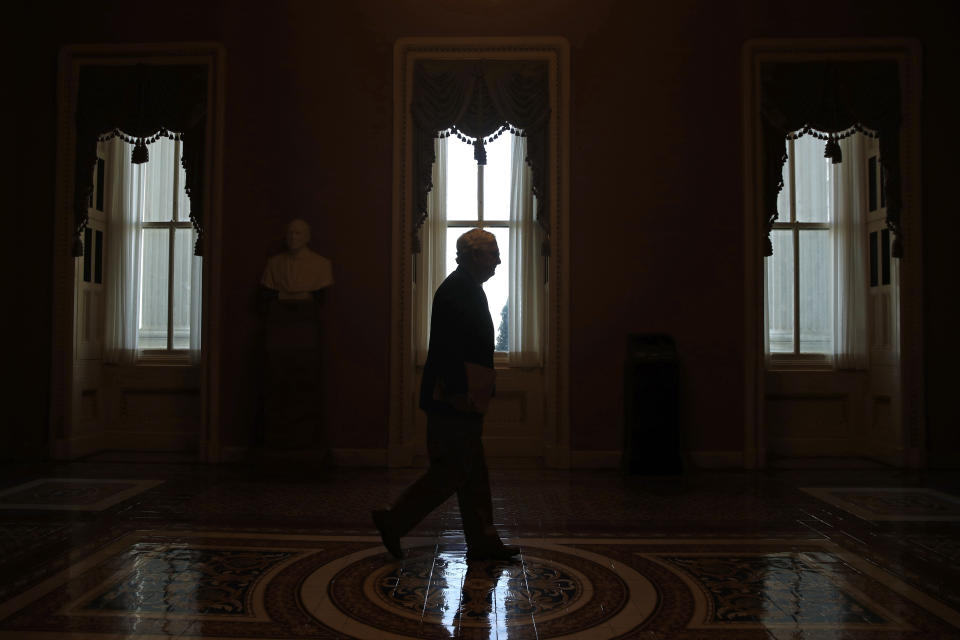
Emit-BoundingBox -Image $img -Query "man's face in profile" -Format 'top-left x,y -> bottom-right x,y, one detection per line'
473,240 -> 501,283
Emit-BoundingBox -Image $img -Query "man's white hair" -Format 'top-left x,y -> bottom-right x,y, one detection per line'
456,228 -> 496,263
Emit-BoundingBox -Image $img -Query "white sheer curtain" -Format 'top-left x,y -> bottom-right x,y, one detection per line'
507,134 -> 543,366
833,134 -> 868,369
103,136 -> 202,363
414,137 -> 448,365
103,137 -> 140,364
764,132 -> 869,368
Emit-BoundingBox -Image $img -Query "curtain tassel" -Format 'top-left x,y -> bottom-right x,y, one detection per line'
132,139 -> 149,164
473,138 -> 487,165
824,137 -> 842,164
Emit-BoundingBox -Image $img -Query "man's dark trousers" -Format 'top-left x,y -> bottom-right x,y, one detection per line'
387,411 -> 496,547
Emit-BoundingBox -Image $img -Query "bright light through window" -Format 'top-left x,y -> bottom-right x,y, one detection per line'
136,136 -> 200,351
767,134 -> 835,356
444,133 -> 513,350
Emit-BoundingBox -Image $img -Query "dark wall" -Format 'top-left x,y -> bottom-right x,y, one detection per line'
8,0 -> 959,463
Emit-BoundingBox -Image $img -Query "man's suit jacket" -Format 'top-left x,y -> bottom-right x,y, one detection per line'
419,266 -> 495,414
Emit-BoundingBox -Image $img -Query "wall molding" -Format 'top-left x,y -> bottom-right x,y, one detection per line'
741,38 -> 924,470
52,43 -> 226,463
390,37 -> 571,468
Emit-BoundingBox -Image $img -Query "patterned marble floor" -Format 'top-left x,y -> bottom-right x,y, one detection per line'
0,460 -> 958,639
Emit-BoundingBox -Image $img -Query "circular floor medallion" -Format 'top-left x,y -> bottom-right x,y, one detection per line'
302,543 -> 657,639
365,552 -> 591,626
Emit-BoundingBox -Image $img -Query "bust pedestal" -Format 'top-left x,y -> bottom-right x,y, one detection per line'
263,299 -> 325,454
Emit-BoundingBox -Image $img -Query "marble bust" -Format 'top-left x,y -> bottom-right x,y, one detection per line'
261,219 -> 334,300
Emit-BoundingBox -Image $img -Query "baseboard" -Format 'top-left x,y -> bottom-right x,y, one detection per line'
388,442 -> 416,468
331,448 -> 388,467
221,446 -> 746,469
217,446 -> 386,466
54,432 -> 105,460
104,431 -> 198,452
768,456 -> 891,469
767,438 -> 859,458
219,446 -> 249,463
570,450 -> 621,469
865,444 -> 905,468
687,450 -> 744,468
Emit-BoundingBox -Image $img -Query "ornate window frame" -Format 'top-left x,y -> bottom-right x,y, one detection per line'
390,37 -> 571,467
52,43 -> 226,461
742,38 -> 923,468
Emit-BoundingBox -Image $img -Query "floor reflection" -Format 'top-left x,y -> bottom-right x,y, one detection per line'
1,465 -> 959,639
428,553 -> 532,639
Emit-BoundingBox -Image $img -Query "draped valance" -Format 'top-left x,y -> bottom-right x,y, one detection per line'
74,64 -> 207,256
411,59 -> 550,253
761,61 -> 902,256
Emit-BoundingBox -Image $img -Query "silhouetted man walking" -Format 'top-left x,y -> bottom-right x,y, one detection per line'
373,229 -> 519,561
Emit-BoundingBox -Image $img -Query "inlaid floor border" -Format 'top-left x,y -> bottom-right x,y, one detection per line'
1,532 -> 958,639
0,479 -> 164,511
801,486 -> 960,521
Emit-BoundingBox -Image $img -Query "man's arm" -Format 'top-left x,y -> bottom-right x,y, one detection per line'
429,285 -> 469,395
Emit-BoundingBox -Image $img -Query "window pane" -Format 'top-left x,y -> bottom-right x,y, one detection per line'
766,229 -> 794,353
96,157 -> 105,212
83,227 -> 92,282
794,135 -> 831,223
881,228 -> 891,285
141,137 -> 177,222
485,227 -> 509,351
172,228 -> 197,349
798,229 -> 833,354
446,138 -> 478,221
775,140 -> 790,222
139,228 -> 169,349
94,230 -> 103,284
879,161 -> 886,208
444,226 -> 510,351
482,133 -> 512,221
